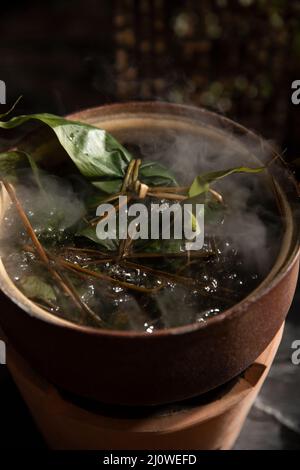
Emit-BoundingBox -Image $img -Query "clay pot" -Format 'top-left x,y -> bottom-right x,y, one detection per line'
3,325 -> 284,450
0,102 -> 299,405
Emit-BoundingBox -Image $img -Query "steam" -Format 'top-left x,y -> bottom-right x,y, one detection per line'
137,124 -> 283,274
1,170 -> 85,245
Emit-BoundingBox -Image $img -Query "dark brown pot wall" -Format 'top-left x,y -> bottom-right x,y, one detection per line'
0,256 -> 298,406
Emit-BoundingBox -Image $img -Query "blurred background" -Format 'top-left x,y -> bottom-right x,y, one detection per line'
1,0 -> 300,161
0,0 -> 299,450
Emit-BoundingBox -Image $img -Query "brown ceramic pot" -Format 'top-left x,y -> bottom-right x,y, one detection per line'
0,102 -> 299,405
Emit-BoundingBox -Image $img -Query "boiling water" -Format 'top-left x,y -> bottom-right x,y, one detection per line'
1,167 -> 282,332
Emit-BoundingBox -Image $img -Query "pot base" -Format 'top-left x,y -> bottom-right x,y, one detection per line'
2,324 -> 284,450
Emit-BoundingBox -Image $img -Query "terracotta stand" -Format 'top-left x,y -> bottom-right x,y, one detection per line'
2,324 -> 283,450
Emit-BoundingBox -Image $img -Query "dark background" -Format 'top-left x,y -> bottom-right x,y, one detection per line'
0,0 -> 299,450
1,0 -> 300,161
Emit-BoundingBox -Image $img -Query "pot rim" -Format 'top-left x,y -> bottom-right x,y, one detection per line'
0,101 -> 299,339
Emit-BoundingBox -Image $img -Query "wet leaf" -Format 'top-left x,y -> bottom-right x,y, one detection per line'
0,112 -> 177,192
0,150 -> 43,193
139,161 -> 177,187
76,225 -> 119,251
20,275 -> 56,304
188,166 -> 264,198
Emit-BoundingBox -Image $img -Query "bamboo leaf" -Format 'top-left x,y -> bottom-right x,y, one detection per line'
0,151 -> 29,175
139,162 -> 178,187
0,114 -> 133,179
0,112 -> 177,193
92,179 -> 123,194
76,225 -> 119,251
20,275 -> 56,304
0,96 -> 23,119
0,150 -> 42,190
188,166 -> 265,198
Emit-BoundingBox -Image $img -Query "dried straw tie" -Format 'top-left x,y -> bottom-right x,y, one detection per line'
121,159 -> 149,199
